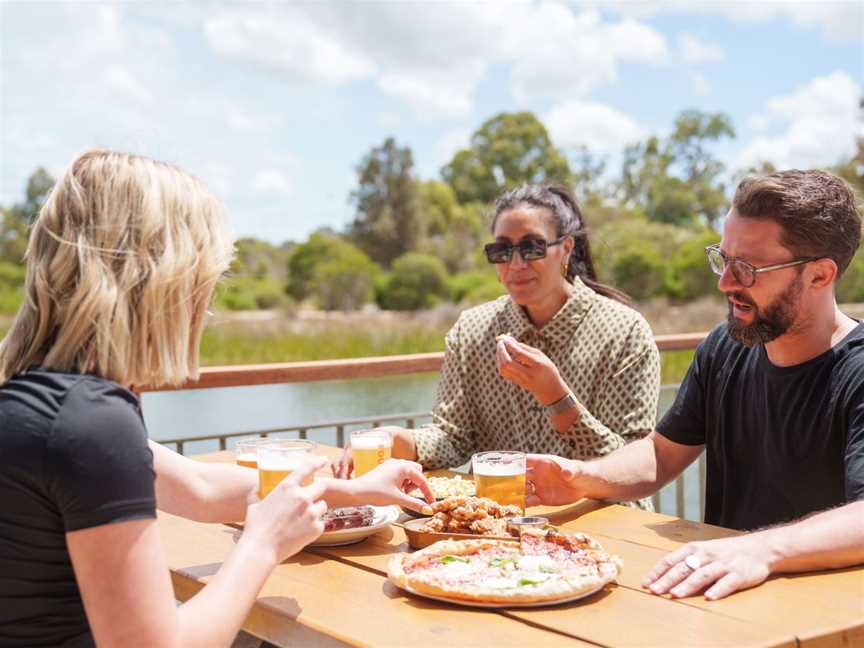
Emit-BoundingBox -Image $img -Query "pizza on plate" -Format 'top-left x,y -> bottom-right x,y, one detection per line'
388,528 -> 622,605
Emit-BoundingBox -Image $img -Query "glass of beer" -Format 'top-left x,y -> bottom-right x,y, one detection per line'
257,439 -> 317,499
351,429 -> 393,477
472,451 -> 527,511
234,438 -> 274,469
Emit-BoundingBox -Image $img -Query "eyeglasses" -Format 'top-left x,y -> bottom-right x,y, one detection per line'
485,237 -> 565,264
705,244 -> 819,288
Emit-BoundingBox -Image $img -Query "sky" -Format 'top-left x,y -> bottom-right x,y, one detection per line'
1,0 -> 862,244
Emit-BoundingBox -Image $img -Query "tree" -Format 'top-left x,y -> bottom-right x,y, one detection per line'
348,137 -> 422,268
0,167 -> 55,264
287,232 -> 379,310
378,253 -> 449,310
441,112 -> 571,205
416,180 -> 486,274
620,110 -> 734,229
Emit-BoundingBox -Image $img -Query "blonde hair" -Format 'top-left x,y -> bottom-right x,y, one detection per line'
0,149 -> 234,388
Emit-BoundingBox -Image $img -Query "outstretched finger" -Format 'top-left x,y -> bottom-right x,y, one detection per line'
669,562 -> 725,599
401,466 -> 434,503
501,337 -> 535,367
284,457 -> 326,488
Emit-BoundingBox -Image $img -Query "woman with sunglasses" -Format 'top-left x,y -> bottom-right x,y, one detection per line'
0,150 -> 434,647
336,184 -> 659,508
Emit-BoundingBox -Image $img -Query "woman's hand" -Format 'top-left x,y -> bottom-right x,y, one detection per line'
350,459 -> 435,512
496,335 -> 569,405
242,457 -> 328,564
526,454 -> 586,506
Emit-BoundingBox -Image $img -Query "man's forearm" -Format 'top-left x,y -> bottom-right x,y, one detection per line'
763,500 -> 864,574
578,436 -> 665,501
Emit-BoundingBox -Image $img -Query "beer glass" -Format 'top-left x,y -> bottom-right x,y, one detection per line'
472,451 -> 527,511
257,439 -> 317,499
351,429 -> 393,477
234,438 -> 274,469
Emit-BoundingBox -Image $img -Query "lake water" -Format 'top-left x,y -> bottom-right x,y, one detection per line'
142,378 -> 702,520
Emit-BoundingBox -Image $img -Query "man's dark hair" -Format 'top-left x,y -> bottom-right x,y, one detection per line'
733,170 -> 862,277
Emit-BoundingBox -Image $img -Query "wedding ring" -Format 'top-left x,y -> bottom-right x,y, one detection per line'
684,554 -> 702,571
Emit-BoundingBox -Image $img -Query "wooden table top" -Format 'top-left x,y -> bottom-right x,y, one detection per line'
159,447 -> 864,647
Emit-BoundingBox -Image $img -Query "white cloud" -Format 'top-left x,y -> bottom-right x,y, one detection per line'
202,3 -> 669,117
252,169 -> 293,196
436,129 -> 472,166
689,71 -> 712,97
205,10 -> 377,85
543,101 -> 643,153
104,64 -> 154,106
597,1 -> 863,43
508,8 -> 668,102
678,33 -> 725,64
735,71 -> 863,171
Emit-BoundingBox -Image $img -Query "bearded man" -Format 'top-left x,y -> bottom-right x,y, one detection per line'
527,169 -> 864,600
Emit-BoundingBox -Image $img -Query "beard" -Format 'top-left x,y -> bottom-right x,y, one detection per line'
726,274 -> 803,347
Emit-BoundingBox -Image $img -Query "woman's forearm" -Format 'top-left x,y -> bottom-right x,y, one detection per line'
175,530 -> 277,646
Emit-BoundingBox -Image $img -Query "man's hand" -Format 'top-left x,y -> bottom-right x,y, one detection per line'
525,454 -> 586,506
496,335 -> 569,405
643,534 -> 776,601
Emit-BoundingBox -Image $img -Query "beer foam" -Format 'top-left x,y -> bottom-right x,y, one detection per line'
474,462 -> 525,476
351,435 -> 391,449
257,450 -> 311,471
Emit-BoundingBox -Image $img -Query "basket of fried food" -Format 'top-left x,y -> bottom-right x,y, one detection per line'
402,476 -> 477,517
399,496 -> 547,549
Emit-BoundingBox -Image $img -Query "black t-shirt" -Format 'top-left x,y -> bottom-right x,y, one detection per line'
0,368 -> 156,646
657,323 -> 864,531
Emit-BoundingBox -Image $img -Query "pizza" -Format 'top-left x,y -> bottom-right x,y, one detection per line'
388,528 -> 622,605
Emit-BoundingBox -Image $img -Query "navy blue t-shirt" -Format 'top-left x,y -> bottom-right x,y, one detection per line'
0,368 -> 156,646
657,323 -> 864,531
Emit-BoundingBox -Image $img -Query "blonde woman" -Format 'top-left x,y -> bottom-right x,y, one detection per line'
0,150 -> 431,647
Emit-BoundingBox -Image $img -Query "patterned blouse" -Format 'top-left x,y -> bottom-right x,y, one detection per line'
414,278 -> 660,486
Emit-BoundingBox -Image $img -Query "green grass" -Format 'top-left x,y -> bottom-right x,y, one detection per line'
660,349 -> 695,384
199,322 -> 448,365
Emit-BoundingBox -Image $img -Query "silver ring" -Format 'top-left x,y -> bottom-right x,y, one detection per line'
684,554 -> 702,571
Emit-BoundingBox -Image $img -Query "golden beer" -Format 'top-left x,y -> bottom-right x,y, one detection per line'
256,439 -> 316,499
472,451 -> 527,511
236,454 -> 257,470
351,429 -> 393,477
235,438 -> 274,470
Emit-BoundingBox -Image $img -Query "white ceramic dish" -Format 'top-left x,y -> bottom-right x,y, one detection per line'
308,505 -> 400,547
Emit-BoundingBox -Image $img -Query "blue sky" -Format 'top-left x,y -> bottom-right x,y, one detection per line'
2,1 -> 862,244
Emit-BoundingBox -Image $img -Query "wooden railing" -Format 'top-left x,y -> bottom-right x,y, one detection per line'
139,332 -> 708,392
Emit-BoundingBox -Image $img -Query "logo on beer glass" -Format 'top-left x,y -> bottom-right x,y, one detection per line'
256,439 -> 317,499
472,451 -> 527,511
351,429 -> 393,477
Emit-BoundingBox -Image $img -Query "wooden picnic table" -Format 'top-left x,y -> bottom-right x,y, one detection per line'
158,445 -> 864,647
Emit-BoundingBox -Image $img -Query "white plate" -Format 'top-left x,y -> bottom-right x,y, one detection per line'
308,505 -> 400,547
401,581 -> 606,608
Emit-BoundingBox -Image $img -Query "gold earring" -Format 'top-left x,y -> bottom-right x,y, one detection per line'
561,263 -> 567,277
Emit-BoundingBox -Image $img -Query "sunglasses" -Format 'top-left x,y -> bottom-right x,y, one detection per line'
705,244 -> 819,288
484,237 -> 565,264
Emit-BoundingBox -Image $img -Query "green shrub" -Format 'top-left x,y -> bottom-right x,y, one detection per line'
664,229 -> 721,301
379,253 -> 449,310
610,242 -> 666,301
837,250 -> 864,303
